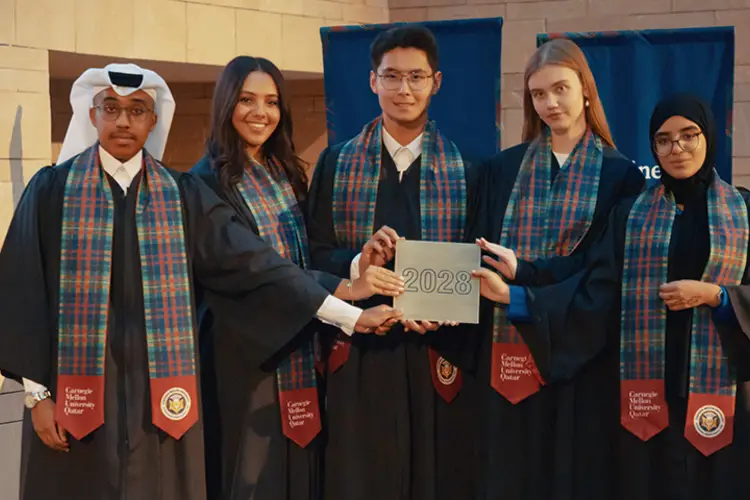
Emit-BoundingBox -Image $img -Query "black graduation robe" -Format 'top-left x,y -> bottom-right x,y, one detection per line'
515,187 -> 750,500
0,156 -> 331,500
191,156 -> 340,500
307,141 -> 482,500
465,142 -> 645,500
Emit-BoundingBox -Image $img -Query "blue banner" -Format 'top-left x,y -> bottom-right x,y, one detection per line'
320,18 -> 503,160
538,27 -> 735,183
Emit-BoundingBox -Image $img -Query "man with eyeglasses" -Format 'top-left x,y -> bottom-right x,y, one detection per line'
307,25 -> 481,500
0,63 -> 400,500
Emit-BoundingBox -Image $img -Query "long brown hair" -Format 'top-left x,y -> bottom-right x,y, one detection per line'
206,56 -> 308,201
521,38 -> 615,148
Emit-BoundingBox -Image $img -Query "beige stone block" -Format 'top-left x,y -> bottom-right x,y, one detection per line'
390,8 -> 428,22
501,107 -> 524,149
428,0 -> 463,5
673,0 -> 731,11
324,18 -> 344,27
468,0 -> 539,3
735,103 -> 750,157
0,181 -> 17,245
281,15 -> 325,73
245,0 -> 305,15
428,4 -> 506,20
0,0 -> 13,44
187,3 -> 236,65
502,72 -> 525,91
628,12 -> 717,31
0,69 -> 49,94
186,0 -> 245,6
390,0 -> 430,7
0,160 -> 15,183
547,15 -> 631,33
162,116 -> 208,164
0,47 -> 48,72
287,78 -> 325,96
734,175 -> 750,188
737,83 -> 750,102
133,0 -> 187,62
16,0 -> 75,51
0,158 -> 49,184
236,9 -> 283,63
343,4 -> 388,23
738,65 -> 750,84
586,0 -> 670,16
0,92 -> 53,161
304,0 -> 344,19
716,10 -> 750,64
734,157 -> 750,180
291,96 -> 317,114
501,87 -> 524,110
172,82 -> 211,99
75,0 -> 134,57
174,97 -> 212,116
507,0 -> 585,20
503,20 -> 546,74
292,112 -> 327,165
366,0 -> 389,7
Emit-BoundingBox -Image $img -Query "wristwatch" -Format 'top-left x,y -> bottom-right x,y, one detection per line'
24,389 -> 51,409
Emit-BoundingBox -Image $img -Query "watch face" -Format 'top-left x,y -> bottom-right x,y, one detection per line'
24,394 -> 36,409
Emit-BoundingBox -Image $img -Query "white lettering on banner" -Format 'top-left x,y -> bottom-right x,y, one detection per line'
627,390 -> 663,420
499,353 -> 533,381
63,387 -> 95,415
637,162 -> 662,180
287,400 -> 314,427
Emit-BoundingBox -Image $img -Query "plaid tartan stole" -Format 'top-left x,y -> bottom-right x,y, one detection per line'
236,157 -> 321,447
331,117 -> 468,402
492,128 -> 603,403
620,175 -> 748,456
57,144 -> 198,441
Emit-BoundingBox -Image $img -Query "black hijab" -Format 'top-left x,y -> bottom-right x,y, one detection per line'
649,94 -> 716,204
649,94 -> 717,400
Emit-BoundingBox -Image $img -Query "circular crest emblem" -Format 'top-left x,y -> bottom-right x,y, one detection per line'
160,387 -> 191,421
436,357 -> 458,385
693,404 -> 725,438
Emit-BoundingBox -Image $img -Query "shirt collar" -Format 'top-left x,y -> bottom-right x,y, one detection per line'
99,145 -> 143,187
382,125 -> 423,161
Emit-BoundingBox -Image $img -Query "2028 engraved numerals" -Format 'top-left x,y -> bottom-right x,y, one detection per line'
403,268 -> 472,296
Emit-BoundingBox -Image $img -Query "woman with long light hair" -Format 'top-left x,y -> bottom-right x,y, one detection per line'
466,38 -> 644,499
477,94 -> 750,500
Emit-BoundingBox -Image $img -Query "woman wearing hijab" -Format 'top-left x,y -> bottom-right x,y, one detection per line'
464,38 -> 644,500
191,56 -> 405,500
477,94 -> 750,499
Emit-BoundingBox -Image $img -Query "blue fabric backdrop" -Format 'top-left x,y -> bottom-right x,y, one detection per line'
538,27 -> 735,183
320,18 -> 503,160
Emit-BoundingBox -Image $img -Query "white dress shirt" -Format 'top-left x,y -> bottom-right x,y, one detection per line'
349,128 -> 424,280
23,147 -> 363,394
382,126 -> 423,182
553,152 -> 570,169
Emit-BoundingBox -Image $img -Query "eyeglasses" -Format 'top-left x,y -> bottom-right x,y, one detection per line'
377,71 -> 434,91
94,103 -> 153,123
653,131 -> 702,157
